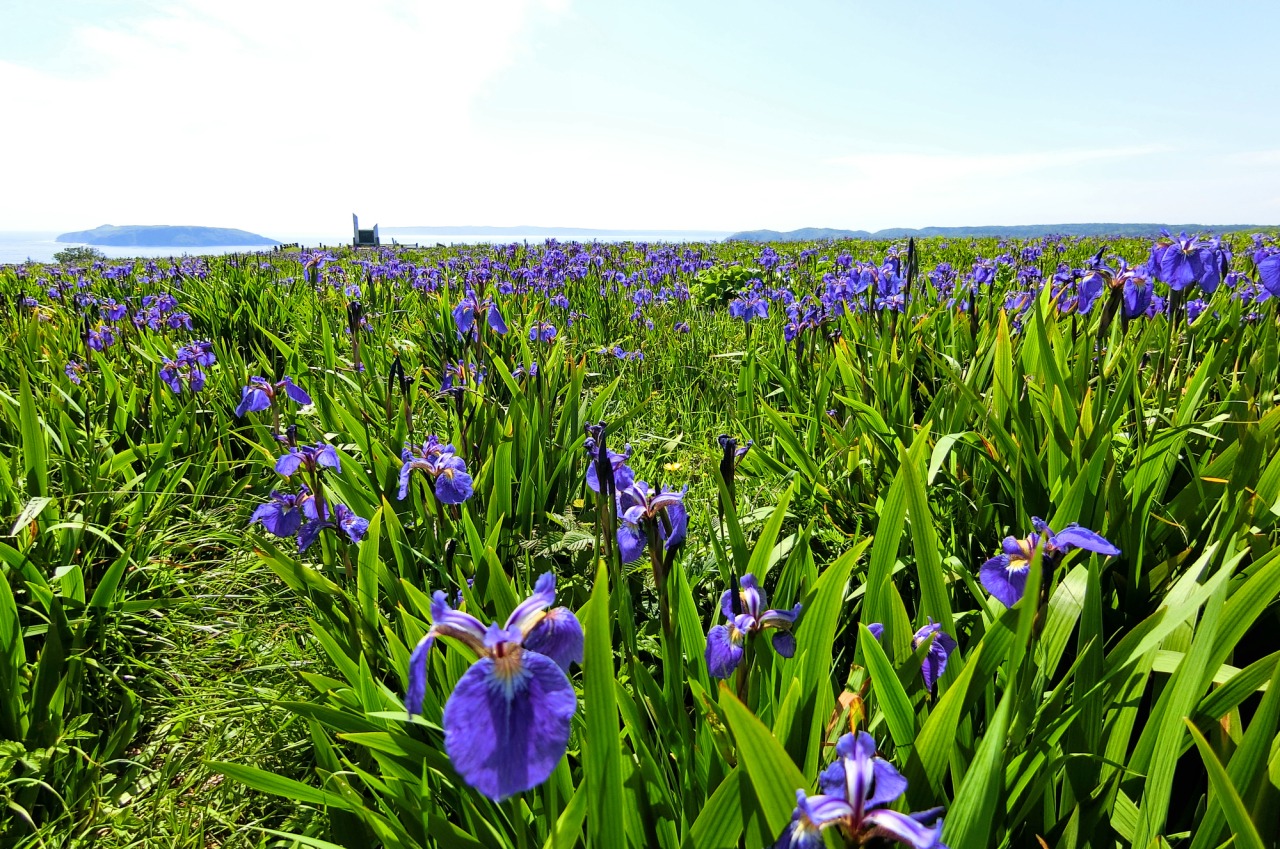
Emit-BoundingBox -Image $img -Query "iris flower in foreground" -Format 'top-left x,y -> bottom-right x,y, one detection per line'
584,440 -> 634,494
234,375 -> 312,418
705,573 -> 801,678
866,621 -> 957,692
452,290 -> 508,338
298,499 -> 369,551
774,731 -> 947,848
398,437 -> 474,504
275,442 -> 341,477
615,480 -> 688,563
979,518 -> 1120,608
405,573 -> 583,801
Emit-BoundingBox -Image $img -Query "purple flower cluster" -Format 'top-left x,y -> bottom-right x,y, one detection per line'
251,442 -> 369,551
398,436 -> 475,505
159,340 -> 215,394
775,731 -> 947,848
866,620 -> 957,692
705,574 -> 801,678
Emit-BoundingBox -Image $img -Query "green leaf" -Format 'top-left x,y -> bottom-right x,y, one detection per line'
746,480 -> 795,582
356,506 -> 384,627
582,559 -> 626,849
686,769 -> 745,849
209,762 -> 353,810
944,683 -> 1012,849
18,371 -> 48,498
908,642 -> 982,798
859,623 -> 915,751
1184,720 -> 1266,849
901,433 -> 955,636
794,537 -> 867,775
719,685 -> 808,838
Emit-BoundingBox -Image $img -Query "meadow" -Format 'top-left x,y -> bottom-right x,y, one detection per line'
1,232 -> 1279,849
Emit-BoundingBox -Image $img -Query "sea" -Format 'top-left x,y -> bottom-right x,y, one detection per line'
1,229 -> 729,265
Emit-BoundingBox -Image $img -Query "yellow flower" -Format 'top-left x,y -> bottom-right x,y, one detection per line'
663,462 -> 683,472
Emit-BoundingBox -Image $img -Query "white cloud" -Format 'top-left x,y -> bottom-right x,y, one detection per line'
0,0 -> 567,233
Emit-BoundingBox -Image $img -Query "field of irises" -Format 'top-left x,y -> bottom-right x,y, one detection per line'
2,232 -> 1280,849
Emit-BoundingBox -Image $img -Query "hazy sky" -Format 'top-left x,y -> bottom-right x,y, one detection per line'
3,0 -> 1279,236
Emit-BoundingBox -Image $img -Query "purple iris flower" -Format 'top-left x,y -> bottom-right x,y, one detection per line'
705,574 -> 802,678
585,442 -> 635,494
275,442 -> 341,477
912,620 -> 958,692
673,321 -> 691,334
1122,273 -> 1155,320
405,572 -> 583,801
398,438 -> 475,504
234,375 -> 312,418
249,488 -> 307,538
729,295 -> 769,322
865,621 -> 956,692
87,324 -> 115,351
298,498 -> 369,551
773,731 -> 947,848
1152,232 -> 1209,292
159,354 -> 208,394
512,361 -> 539,381
615,480 -> 688,563
65,361 -> 86,385
101,298 -> 128,322
180,340 -> 217,368
452,290 -> 508,338
528,321 -> 557,343
1258,254 -> 1280,297
979,517 -> 1119,608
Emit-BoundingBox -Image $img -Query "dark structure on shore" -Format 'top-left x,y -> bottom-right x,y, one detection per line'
352,214 -> 380,248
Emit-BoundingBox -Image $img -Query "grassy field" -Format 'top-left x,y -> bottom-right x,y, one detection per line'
2,233 -> 1279,849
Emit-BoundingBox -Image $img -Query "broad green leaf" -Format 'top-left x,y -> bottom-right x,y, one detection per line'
719,685 -> 808,838
582,559 -> 626,849
859,623 -> 915,751
1184,720 -> 1266,849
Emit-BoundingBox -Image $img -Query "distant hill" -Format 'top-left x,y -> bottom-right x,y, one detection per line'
57,225 -> 279,247
725,223 -> 1275,242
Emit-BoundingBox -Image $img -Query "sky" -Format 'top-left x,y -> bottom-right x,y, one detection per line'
2,0 -> 1279,237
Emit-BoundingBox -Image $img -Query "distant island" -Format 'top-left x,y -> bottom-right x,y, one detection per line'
725,223 -> 1276,242
57,224 -> 280,247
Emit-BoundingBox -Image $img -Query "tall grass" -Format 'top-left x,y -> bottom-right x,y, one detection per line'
1,234 -> 1277,848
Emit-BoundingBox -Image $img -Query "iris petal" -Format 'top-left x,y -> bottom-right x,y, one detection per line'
866,757 -> 910,811
236,387 -> 270,418
434,469 -> 474,504
705,624 -> 744,679
980,554 -> 1026,608
616,524 -> 647,564
524,609 -> 584,673
740,573 -> 766,616
506,572 -> 558,634
442,651 -> 576,801
771,630 -> 797,658
405,634 -> 436,717
1051,524 -> 1120,556
282,378 -> 312,405
275,452 -> 302,476
863,808 -> 946,849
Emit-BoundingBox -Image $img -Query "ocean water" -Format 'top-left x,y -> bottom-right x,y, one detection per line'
0,229 -> 727,265
0,232 -> 314,266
